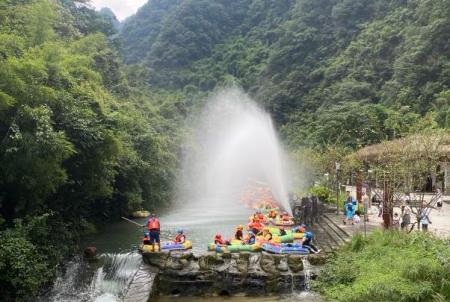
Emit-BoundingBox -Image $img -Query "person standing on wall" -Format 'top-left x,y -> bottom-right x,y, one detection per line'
144,213 -> 161,252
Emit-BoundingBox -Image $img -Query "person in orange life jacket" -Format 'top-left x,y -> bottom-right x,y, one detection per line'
143,213 -> 160,249
248,218 -> 263,234
174,228 -> 185,244
235,225 -> 244,240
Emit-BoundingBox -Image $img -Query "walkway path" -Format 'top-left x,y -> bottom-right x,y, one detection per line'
324,201 -> 450,239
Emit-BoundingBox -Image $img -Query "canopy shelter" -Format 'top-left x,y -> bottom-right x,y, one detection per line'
355,134 -> 450,194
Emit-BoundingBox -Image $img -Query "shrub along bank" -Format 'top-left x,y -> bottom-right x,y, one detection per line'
313,230 -> 450,302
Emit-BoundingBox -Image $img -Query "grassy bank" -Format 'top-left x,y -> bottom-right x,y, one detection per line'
313,230 -> 450,302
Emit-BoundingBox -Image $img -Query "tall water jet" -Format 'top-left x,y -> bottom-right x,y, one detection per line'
176,88 -> 292,217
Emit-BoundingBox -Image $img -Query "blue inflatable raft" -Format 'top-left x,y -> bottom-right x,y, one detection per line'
262,243 -> 309,255
161,240 -> 192,251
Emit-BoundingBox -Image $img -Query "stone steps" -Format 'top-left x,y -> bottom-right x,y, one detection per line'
322,214 -> 351,244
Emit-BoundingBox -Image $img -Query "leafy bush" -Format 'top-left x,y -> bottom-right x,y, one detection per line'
0,213 -> 72,301
309,185 -> 334,203
313,231 -> 450,302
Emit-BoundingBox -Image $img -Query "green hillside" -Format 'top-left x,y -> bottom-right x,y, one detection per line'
119,0 -> 450,148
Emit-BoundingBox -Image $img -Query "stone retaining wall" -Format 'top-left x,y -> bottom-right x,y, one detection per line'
142,250 -> 326,297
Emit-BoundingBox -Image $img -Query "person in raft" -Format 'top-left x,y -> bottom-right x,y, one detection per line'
214,234 -> 230,246
292,223 -> 306,233
174,228 -> 186,244
246,231 -> 256,245
256,211 -> 265,222
268,209 -> 277,219
279,226 -> 287,236
281,211 -> 291,221
143,213 -> 161,251
301,231 -> 321,254
235,225 -> 244,240
262,227 -> 273,241
248,217 -> 263,234
143,231 -> 151,245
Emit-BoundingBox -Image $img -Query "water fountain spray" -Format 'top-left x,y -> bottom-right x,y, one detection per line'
177,88 -> 292,215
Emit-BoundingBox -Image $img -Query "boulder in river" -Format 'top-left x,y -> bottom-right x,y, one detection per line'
84,246 -> 97,259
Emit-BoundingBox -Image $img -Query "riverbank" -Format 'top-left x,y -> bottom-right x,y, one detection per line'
313,230 -> 450,302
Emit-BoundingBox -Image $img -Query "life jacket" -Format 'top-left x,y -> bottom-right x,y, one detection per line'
253,221 -> 263,231
257,213 -> 265,221
175,233 -> 185,243
248,221 -> 262,232
147,218 -> 160,230
248,235 -> 256,245
215,238 -> 225,245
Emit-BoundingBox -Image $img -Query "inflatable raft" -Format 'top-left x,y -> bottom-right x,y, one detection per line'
140,240 -> 192,253
132,210 -> 150,218
257,232 -> 304,244
162,240 -> 192,251
262,243 -> 309,255
208,243 -> 261,253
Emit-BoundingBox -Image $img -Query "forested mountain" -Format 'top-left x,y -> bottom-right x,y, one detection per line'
120,0 -> 450,149
0,1 -> 185,299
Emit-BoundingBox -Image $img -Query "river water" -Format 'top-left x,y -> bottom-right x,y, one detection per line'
42,207 -> 323,302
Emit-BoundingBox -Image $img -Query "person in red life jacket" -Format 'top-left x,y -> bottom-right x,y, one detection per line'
143,231 -> 151,245
214,234 -> 226,245
235,225 -> 244,240
143,213 -> 160,251
174,228 -> 185,244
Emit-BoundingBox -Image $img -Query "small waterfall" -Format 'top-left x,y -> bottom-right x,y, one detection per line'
42,252 -> 142,302
302,258 -> 312,291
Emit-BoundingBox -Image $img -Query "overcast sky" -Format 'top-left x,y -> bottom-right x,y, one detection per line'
91,0 -> 147,21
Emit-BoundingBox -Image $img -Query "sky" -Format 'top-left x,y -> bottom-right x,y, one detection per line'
90,0 -> 147,21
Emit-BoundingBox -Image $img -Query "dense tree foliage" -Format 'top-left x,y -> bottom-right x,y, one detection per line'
120,0 -> 450,149
0,1 -> 184,300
